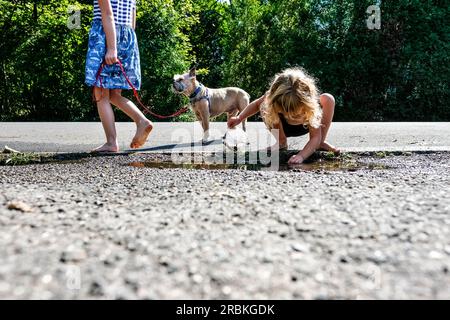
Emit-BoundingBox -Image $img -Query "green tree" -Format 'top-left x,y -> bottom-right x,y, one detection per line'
0,0 -> 93,121
0,0 -> 448,122
0,0 -> 197,121
135,0 -> 196,121
188,0 -> 228,87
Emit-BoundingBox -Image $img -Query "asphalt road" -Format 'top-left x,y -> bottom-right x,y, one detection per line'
1,122 -> 450,299
0,152 -> 450,299
1,122 -> 450,153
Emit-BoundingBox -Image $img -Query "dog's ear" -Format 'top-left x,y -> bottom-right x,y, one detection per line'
189,67 -> 197,78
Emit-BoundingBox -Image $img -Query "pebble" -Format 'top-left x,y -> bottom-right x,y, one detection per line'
368,251 -> 388,264
429,251 -> 445,260
291,243 -> 310,253
294,223 -> 315,233
7,201 -> 33,213
60,246 -> 88,263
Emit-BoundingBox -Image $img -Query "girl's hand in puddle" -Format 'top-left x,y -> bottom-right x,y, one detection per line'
288,153 -> 305,165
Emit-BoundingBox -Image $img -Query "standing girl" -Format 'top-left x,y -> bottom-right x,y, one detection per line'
85,0 -> 153,152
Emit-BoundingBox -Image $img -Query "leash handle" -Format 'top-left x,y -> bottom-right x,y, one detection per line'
94,60 -> 189,119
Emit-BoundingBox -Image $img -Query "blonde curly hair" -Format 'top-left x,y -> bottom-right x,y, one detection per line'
261,68 -> 322,129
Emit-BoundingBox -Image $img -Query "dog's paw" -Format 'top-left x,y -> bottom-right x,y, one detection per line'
202,133 -> 211,145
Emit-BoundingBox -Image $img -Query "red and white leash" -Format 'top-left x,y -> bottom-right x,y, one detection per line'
94,60 -> 189,119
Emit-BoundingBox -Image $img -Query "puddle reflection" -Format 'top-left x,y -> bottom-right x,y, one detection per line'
128,159 -> 390,172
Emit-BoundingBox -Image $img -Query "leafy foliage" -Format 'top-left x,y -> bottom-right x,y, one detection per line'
0,0 -> 448,121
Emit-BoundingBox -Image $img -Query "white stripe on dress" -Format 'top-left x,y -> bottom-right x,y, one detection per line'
93,0 -> 135,26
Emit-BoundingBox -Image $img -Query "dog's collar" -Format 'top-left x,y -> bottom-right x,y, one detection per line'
189,84 -> 204,99
189,83 -> 211,113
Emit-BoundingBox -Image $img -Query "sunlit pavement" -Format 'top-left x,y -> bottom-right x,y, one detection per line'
1,122 -> 450,153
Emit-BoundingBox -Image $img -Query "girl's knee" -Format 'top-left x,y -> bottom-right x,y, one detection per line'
320,93 -> 335,108
94,87 -> 109,102
110,89 -> 122,103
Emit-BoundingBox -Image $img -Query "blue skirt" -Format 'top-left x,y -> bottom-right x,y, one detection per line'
85,20 -> 141,90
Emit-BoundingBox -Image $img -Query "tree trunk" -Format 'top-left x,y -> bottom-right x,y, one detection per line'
33,1 -> 38,22
0,61 -> 7,118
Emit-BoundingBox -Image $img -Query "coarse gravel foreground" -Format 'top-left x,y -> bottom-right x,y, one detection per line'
0,152 -> 449,300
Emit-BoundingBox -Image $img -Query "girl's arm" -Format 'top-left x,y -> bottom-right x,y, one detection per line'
132,7 -> 136,30
228,94 -> 266,128
288,127 -> 322,164
98,0 -> 118,65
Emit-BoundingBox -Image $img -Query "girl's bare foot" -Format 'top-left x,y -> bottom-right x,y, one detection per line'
319,141 -> 340,155
91,142 -> 119,153
130,119 -> 153,149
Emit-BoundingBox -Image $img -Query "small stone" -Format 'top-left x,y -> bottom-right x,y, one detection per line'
429,251 -> 444,260
2,146 -> 20,154
222,286 -> 232,295
126,242 -> 137,252
261,255 -> 274,263
60,246 -> 88,263
7,201 -> 34,213
89,281 -> 104,296
294,223 -> 314,233
291,243 -> 310,253
192,274 -> 203,284
416,233 -> 428,242
368,250 -> 388,264
315,273 -> 325,282
41,274 -> 53,284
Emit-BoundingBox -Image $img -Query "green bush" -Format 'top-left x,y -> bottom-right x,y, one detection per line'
0,0 -> 448,121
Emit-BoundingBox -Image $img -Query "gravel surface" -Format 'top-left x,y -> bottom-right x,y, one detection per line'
0,152 -> 449,299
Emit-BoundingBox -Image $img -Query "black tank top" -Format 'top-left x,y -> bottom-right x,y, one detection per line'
278,113 -> 309,137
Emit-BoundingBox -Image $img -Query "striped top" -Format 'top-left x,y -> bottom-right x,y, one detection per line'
93,0 -> 136,26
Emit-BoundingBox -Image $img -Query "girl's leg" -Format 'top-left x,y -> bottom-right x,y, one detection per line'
92,87 -> 119,153
110,89 -> 153,149
265,119 -> 288,151
319,93 -> 340,154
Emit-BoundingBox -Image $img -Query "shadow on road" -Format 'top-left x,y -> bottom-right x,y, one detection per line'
1,139 -> 228,166
128,139 -> 223,153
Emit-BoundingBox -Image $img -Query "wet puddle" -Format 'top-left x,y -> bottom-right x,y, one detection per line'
0,150 -> 392,172
128,158 -> 390,172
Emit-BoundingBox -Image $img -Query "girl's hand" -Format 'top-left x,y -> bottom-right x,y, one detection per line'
105,48 -> 118,65
228,116 -> 242,129
288,153 -> 304,165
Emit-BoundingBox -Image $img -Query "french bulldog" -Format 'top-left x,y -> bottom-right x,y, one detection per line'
173,68 -> 250,143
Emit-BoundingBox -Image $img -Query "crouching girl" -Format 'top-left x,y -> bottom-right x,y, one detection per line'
228,68 -> 338,164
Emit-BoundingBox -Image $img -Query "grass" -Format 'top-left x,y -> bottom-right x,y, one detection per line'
323,151 -> 338,160
0,149 -> 415,168
0,151 -> 118,166
0,152 -> 44,166
375,151 -> 387,158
